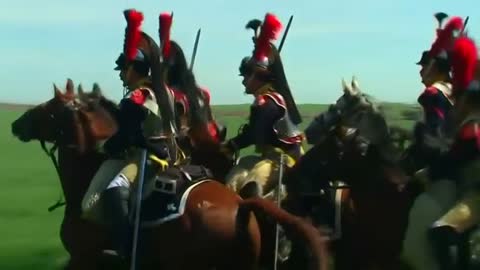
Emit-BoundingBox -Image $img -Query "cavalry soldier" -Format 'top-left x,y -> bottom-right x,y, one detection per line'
81,9 -> 172,259
427,34 -> 480,270
158,12 -> 223,151
404,15 -> 464,177
222,13 -> 304,199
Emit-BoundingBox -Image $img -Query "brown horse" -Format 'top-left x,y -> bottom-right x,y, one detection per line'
11,79 -> 329,270
285,77 -> 419,270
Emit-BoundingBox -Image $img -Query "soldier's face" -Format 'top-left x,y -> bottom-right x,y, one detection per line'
119,65 -> 137,88
242,73 -> 262,94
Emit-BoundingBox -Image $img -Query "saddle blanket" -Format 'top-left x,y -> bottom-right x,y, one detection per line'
134,165 -> 213,227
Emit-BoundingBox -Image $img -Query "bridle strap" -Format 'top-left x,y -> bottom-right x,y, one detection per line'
41,139 -> 66,212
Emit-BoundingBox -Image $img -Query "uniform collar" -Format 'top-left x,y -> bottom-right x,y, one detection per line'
254,83 -> 274,97
128,77 -> 152,92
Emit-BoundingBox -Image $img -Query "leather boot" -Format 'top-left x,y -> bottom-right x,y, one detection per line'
102,186 -> 131,260
428,225 -> 460,270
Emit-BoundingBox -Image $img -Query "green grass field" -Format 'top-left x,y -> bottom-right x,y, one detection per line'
0,102 -> 419,269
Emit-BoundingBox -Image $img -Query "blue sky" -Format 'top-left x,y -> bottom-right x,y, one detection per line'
1,0 -> 479,105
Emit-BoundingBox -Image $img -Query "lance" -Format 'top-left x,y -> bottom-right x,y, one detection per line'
278,15 -> 293,53
189,28 -> 201,70
273,154 -> 285,270
130,149 -> 148,270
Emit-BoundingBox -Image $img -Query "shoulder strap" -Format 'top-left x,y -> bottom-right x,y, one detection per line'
262,92 -> 287,110
432,81 -> 454,105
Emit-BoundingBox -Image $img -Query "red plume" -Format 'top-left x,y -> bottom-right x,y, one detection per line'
451,36 -> 478,91
253,13 -> 283,62
159,12 -> 173,59
429,16 -> 463,57
123,9 -> 144,61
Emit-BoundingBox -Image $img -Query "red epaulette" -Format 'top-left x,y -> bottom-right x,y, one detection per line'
255,92 -> 287,110
200,86 -> 211,105
170,87 -> 189,114
129,88 -> 152,105
423,86 -> 439,96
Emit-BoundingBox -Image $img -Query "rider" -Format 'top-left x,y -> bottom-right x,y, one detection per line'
427,34 -> 480,270
406,16 -> 464,178
81,9 -> 170,259
416,15 -> 458,151
222,13 -> 304,199
158,12 -> 223,149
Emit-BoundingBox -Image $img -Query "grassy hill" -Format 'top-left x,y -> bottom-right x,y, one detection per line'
0,102 -> 421,269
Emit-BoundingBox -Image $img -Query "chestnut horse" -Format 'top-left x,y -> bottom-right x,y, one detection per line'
11,79 -> 329,270
283,78 -> 419,270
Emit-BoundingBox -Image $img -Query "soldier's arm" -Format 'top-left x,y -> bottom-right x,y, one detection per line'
228,97 -> 281,151
103,89 -> 150,155
250,97 -> 283,146
418,86 -> 450,134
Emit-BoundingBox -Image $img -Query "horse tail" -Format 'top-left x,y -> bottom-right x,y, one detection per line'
239,197 -> 330,270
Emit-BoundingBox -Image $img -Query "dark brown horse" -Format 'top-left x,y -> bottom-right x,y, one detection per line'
285,77 -> 419,270
11,79 -> 329,270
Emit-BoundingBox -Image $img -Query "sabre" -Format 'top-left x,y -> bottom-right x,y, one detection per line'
273,154 -> 285,270
130,149 -> 148,270
462,16 -> 469,34
189,28 -> 201,70
278,15 -> 293,53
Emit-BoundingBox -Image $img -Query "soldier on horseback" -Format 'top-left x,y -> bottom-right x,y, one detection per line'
403,15 -> 464,177
157,12 -> 223,151
416,14 -> 455,140
81,9 -> 172,259
222,13 -> 303,199
427,30 -> 480,270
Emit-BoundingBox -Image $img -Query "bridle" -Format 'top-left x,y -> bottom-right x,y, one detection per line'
39,99 -> 85,212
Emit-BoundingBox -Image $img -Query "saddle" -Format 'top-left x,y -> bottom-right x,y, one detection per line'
132,164 -> 213,227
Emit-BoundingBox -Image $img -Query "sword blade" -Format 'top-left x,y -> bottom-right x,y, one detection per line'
130,149 -> 148,270
273,154 -> 285,270
278,15 -> 293,53
462,16 -> 469,34
190,28 -> 201,70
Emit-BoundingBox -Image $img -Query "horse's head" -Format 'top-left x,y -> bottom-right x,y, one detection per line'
11,79 -> 118,153
305,76 -> 388,146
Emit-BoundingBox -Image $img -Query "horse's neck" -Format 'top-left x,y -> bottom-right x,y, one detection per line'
57,146 -> 105,213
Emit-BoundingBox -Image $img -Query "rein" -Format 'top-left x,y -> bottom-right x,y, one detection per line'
39,100 -> 83,212
40,140 -> 66,212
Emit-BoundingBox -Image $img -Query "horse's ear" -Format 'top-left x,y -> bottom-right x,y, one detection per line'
342,78 -> 353,95
92,83 -> 102,96
351,75 -> 360,92
351,75 -> 360,95
53,83 -> 62,98
66,78 -> 74,96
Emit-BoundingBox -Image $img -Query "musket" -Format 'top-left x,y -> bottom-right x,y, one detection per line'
278,15 -> 293,53
189,28 -> 201,70
130,149 -> 148,270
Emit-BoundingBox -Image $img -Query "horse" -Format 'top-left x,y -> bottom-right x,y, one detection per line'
283,77 -> 419,270
10,80 -> 116,269
11,79 -> 329,270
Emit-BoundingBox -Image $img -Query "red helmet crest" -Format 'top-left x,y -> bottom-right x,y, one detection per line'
451,36 -> 478,92
252,13 -> 283,66
123,9 -> 144,61
159,12 -> 173,60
